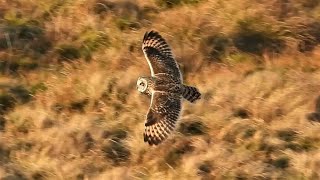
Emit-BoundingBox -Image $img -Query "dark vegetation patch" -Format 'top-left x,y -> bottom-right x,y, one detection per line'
93,0 -> 139,17
115,17 -> 141,31
2,172 -> 28,180
197,161 -> 213,175
102,140 -> 131,165
101,129 -> 128,141
0,116 -> 5,131
56,29 -> 109,62
93,0 -> 116,15
31,171 -> 48,180
301,0 -> 320,9
273,129 -> 319,152
155,0 -> 202,8
314,95 -> 320,112
57,44 -> 81,61
233,17 -> 285,56
1,10 -> 110,71
14,141 -> 34,151
0,85 -> 35,116
140,6 -> 159,21
165,140 -> 194,166
284,141 -> 316,152
306,112 -> 320,122
93,1 -> 143,30
179,121 -> 207,136
233,107 -> 251,119
77,28 -> 110,60
259,142 -> 283,154
41,118 -> 55,129
286,137 -> 319,152
0,57 -> 39,74
51,103 -> 65,113
156,0 -> 182,8
235,172 -> 250,180
93,0 -> 158,24
9,85 -> 33,104
296,21 -> 320,52
223,124 -> 257,143
79,132 -> 95,153
15,119 -> 34,134
101,128 -> 130,165
0,12 -> 53,73
0,93 -> 16,115
276,129 -> 298,142
51,98 -> 90,113
0,144 -> 10,164
41,0 -> 69,20
69,98 -> 89,113
271,156 -> 290,169
30,82 -> 47,95
242,128 -> 256,139
199,34 -> 231,62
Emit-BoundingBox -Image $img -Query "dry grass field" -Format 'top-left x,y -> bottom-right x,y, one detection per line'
1,0 -> 320,179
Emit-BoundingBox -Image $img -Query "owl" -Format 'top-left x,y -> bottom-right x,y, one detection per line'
137,31 -> 201,145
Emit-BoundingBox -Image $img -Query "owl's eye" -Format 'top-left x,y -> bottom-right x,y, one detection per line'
140,82 -> 145,86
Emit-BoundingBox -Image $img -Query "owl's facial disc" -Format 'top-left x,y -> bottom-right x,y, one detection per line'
137,78 -> 148,93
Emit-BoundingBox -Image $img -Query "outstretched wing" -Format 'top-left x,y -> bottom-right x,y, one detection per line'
144,92 -> 181,145
142,31 -> 182,81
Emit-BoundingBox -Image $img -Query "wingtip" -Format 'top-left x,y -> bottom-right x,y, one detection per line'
143,30 -> 160,41
144,135 -> 158,146
147,138 -> 162,146
143,31 -> 149,40
143,129 -> 166,146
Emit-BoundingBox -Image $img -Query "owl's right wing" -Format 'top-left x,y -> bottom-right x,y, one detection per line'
142,31 -> 182,81
144,92 -> 181,145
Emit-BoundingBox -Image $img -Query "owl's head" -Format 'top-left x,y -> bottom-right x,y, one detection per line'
137,77 -> 149,93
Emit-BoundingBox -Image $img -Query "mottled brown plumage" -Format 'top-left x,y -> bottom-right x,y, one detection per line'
137,31 -> 201,145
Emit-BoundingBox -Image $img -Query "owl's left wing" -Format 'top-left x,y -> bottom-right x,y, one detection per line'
144,92 -> 181,145
142,31 -> 182,82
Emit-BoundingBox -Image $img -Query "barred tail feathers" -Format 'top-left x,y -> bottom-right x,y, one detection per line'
181,85 -> 201,103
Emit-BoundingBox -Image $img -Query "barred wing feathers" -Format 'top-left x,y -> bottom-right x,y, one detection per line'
142,31 -> 182,82
144,92 -> 181,145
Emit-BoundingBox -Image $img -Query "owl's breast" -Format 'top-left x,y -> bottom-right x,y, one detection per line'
153,78 -> 181,95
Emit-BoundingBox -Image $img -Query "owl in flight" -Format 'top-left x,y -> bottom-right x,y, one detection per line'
137,31 -> 201,145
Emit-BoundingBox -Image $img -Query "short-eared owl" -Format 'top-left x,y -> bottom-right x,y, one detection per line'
137,31 -> 201,145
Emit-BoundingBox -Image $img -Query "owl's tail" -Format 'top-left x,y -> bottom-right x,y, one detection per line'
181,85 -> 201,103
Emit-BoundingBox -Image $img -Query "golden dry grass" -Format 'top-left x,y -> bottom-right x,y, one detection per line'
1,0 -> 320,179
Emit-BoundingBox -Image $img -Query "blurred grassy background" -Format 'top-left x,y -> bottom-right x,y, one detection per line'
0,0 -> 320,179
